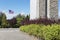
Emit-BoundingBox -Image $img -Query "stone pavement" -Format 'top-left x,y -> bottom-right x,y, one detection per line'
0,28 -> 38,40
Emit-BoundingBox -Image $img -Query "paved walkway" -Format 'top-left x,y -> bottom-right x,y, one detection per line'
0,28 -> 38,40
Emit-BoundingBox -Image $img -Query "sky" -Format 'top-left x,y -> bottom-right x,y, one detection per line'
0,0 -> 60,19
0,0 -> 30,19
58,0 -> 60,17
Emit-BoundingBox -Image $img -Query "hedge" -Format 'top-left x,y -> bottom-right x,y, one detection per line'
20,24 -> 60,40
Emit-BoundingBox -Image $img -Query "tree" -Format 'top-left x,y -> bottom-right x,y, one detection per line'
25,15 -> 30,20
1,13 -> 8,28
0,13 -> 3,25
16,14 -> 25,27
7,17 -> 17,28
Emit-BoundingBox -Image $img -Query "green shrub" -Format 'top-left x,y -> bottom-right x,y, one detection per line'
42,24 -> 60,40
20,24 -> 60,40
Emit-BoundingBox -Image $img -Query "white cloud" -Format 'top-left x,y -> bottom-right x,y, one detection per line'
20,12 -> 29,16
2,10 -> 19,19
20,12 -> 25,16
6,13 -> 18,19
2,11 -> 29,19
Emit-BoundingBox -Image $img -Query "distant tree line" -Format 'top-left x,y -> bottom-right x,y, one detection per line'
0,12 -> 30,28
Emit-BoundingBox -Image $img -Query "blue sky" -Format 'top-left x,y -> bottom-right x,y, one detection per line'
0,0 -> 30,19
58,0 -> 60,17
0,0 -> 60,19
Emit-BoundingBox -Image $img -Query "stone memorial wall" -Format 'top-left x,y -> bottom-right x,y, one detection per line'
30,0 -> 58,20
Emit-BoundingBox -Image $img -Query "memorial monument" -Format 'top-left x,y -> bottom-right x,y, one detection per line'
30,0 -> 58,20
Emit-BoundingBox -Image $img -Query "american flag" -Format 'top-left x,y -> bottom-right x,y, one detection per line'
9,10 -> 14,14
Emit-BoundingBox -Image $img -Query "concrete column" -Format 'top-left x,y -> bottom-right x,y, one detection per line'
47,0 -> 58,20
30,0 -> 58,20
39,0 -> 47,18
30,0 -> 40,20
47,0 -> 50,18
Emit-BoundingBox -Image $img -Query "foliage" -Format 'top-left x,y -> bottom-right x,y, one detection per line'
42,24 -> 60,40
7,18 -> 17,28
20,18 -> 58,26
0,13 -> 29,28
16,14 -> 25,27
0,12 -> 3,25
20,24 -> 60,40
1,13 -> 8,28
26,15 -> 30,20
